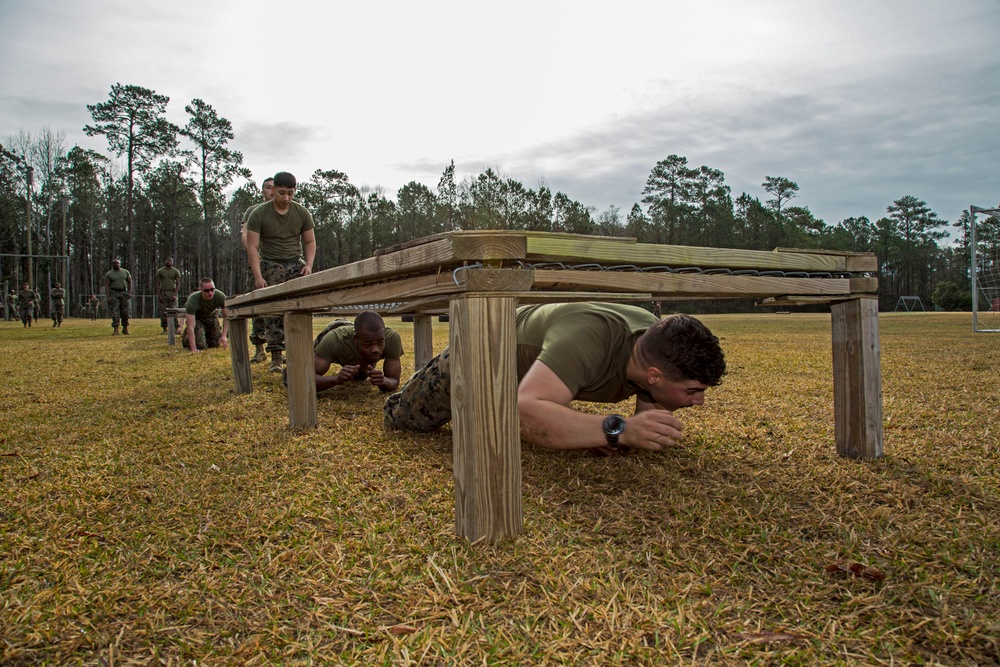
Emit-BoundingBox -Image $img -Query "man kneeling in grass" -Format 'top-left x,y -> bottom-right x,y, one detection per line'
183,278 -> 229,353
313,311 -> 403,393
384,302 -> 726,454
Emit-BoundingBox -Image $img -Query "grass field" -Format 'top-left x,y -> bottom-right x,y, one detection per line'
1,312 -> 998,665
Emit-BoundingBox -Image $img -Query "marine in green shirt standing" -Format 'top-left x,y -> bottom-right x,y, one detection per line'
104,259 -> 132,335
155,257 -> 182,333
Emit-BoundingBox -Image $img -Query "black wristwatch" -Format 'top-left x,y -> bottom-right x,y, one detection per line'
602,414 -> 627,449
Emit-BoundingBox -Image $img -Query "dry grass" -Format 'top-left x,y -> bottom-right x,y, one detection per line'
1,312 -> 998,666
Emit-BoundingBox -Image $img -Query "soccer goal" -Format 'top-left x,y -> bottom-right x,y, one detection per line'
970,205 -> 1000,333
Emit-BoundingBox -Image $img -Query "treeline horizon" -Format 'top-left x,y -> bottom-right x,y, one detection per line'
2,83 -> 997,318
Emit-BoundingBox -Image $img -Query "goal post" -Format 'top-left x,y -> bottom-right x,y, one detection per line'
970,205 -> 1000,333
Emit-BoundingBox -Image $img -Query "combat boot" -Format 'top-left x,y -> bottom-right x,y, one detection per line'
113,326 -> 119,335
268,350 -> 284,373
161,327 -> 167,334
251,344 -> 267,364
122,325 -> 130,335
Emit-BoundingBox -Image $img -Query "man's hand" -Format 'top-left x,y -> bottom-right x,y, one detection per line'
620,410 -> 684,451
300,265 -> 312,276
335,364 -> 362,384
366,368 -> 387,388
254,276 -> 268,289
220,335 -> 229,350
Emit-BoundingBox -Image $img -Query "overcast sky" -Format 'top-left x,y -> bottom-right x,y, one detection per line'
2,0 -> 998,238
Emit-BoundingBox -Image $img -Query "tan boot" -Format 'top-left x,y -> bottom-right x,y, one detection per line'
268,350 -> 284,373
251,344 -> 267,364
113,326 -> 119,335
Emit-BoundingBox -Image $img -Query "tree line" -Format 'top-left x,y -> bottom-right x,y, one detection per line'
2,82 -> 997,318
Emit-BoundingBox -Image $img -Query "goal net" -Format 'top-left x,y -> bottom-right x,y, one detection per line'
971,206 -> 1000,333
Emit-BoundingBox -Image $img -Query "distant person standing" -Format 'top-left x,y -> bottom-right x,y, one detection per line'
88,294 -> 100,320
182,277 -> 229,353
155,257 -> 182,334
104,259 -> 132,335
17,283 -> 36,327
241,177 -> 274,364
7,290 -> 18,321
244,172 -> 316,372
50,282 -> 66,327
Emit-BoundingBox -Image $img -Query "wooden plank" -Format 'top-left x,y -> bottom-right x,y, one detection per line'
284,312 -> 317,428
167,317 -> 177,346
450,295 -> 522,543
228,318 -> 253,394
775,247 -> 879,273
831,297 -> 883,459
531,270 -> 858,299
413,314 -> 434,368
526,236 -> 855,272
227,269 -> 534,319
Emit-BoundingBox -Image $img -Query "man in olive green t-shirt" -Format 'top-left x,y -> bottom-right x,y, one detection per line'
17,283 -> 36,327
182,277 -> 229,353
384,302 -> 727,455
155,257 -> 182,333
313,311 -> 404,393
244,171 -> 317,373
104,259 -> 132,335
50,282 -> 66,327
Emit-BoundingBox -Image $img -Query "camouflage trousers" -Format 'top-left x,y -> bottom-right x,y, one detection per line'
183,316 -> 223,350
18,305 -> 33,326
51,305 -> 64,324
108,290 -> 130,328
158,289 -> 179,329
383,346 -> 453,431
251,258 -> 305,353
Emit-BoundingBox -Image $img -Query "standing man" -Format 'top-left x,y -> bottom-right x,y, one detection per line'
155,257 -> 182,334
313,311 -> 404,393
104,259 -> 132,335
384,303 -> 727,454
50,282 -> 66,327
182,277 -> 229,353
241,176 -> 274,364
244,172 -> 316,373
7,289 -> 18,322
88,294 -> 100,320
17,283 -> 36,328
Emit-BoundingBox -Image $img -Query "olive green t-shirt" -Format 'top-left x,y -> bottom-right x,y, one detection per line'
184,289 -> 227,320
51,288 -> 65,305
514,302 -> 658,403
245,201 -> 314,262
314,325 -> 404,365
155,266 -> 181,290
105,268 -> 131,290
18,289 -> 36,305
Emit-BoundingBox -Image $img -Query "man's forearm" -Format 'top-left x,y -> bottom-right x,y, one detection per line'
518,398 -> 607,450
303,239 -> 316,271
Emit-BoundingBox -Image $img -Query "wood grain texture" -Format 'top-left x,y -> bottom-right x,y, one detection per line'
228,318 -> 253,395
831,297 -> 884,459
413,314 -> 434,369
284,312 -> 317,428
450,296 -> 523,543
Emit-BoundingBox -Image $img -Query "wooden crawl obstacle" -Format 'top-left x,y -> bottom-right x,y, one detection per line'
225,231 -> 883,544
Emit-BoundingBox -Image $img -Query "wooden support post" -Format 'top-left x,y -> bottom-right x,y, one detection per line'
831,297 -> 884,459
284,311 -> 317,428
228,317 -> 253,395
167,317 -> 176,346
449,296 -> 522,543
413,314 -> 434,368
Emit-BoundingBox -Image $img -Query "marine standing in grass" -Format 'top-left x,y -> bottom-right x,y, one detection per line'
89,294 -> 99,320
50,282 -> 65,327
244,172 -> 317,373
155,257 -> 181,334
104,259 -> 132,335
183,277 -> 229,353
17,283 -> 36,327
240,176 -> 274,364
7,290 -> 18,321
313,311 -> 404,393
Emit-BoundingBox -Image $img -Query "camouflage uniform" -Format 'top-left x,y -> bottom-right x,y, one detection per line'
182,316 -> 224,350
17,289 -> 36,327
383,346 -> 454,431
50,287 -> 65,326
256,258 -> 306,353
89,296 -> 100,320
158,287 -> 180,330
107,290 -> 130,329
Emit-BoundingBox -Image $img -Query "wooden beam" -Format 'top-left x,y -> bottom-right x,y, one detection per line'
228,318 -> 253,395
526,236 -> 866,272
450,295 -> 522,543
413,314 -> 434,368
284,312 -> 317,428
831,297 -> 883,459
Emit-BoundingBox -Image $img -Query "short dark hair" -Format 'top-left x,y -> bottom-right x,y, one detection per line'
638,314 -> 726,386
273,172 -> 296,189
354,310 -> 385,334
262,177 -> 274,186
200,277 -> 215,286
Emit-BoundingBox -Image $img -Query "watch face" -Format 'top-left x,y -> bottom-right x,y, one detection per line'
603,415 -> 626,436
